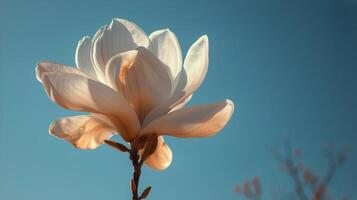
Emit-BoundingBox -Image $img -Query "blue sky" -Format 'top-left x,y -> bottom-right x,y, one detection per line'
0,0 -> 356,199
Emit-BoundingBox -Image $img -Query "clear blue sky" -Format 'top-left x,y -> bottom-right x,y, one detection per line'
0,0 -> 356,199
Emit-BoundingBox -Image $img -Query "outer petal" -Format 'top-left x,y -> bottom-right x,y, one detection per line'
170,94 -> 192,112
49,115 -> 116,149
114,18 -> 149,47
149,29 -> 182,90
75,36 -> 97,79
105,47 -> 172,122
36,62 -> 86,83
143,35 -> 209,126
142,100 -> 234,138
90,25 -> 108,82
92,19 -> 149,73
40,72 -> 140,141
141,136 -> 173,170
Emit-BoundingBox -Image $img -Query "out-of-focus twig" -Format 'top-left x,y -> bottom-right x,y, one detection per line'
235,177 -> 262,200
235,141 -> 349,200
278,142 -> 347,200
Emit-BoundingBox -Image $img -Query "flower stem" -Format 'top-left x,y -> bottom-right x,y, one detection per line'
104,140 -> 153,200
130,149 -> 142,200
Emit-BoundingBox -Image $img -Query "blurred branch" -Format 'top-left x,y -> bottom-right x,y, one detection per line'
236,140 -> 349,200
284,141 -> 309,200
235,177 -> 262,200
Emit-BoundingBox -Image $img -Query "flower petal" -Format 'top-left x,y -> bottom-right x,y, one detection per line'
171,94 -> 192,112
142,136 -> 173,170
36,62 -> 85,83
105,47 -> 173,122
75,36 -> 97,79
142,35 -> 209,126
92,19 -> 149,73
90,25 -> 108,82
114,18 -> 149,48
149,29 -> 182,89
172,35 -> 209,104
49,115 -> 116,149
40,72 -> 140,141
142,99 -> 234,138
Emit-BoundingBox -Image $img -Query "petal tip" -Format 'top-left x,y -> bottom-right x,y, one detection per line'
200,35 -> 209,42
48,121 -> 55,134
162,28 -> 172,34
194,35 -> 208,49
78,36 -> 91,44
224,99 -> 235,116
108,18 -> 122,30
110,18 -> 131,29
112,18 -> 128,23
48,119 -> 65,139
35,61 -> 49,82
35,61 -> 48,69
225,99 -> 234,107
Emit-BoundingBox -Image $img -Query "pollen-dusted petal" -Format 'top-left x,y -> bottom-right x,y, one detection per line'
75,36 -> 97,79
49,115 -> 116,149
105,47 -> 173,123
35,62 -> 86,83
142,99 -> 234,138
141,136 -> 173,170
92,19 -> 149,73
149,29 -> 182,89
40,72 -> 141,141
142,35 -> 208,126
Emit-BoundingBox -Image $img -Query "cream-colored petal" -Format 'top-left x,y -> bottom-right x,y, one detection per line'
142,99 -> 234,138
92,19 -> 149,73
75,36 -> 97,79
90,25 -> 108,82
40,72 -> 140,141
149,29 -> 182,90
170,94 -> 192,112
142,35 -> 209,126
91,113 -> 127,137
35,62 -> 86,83
105,47 -> 172,122
114,18 -> 149,48
172,35 -> 209,103
141,136 -> 173,170
104,50 -> 137,92
49,115 -> 116,149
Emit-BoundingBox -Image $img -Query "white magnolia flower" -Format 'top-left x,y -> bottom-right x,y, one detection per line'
36,18 -> 234,170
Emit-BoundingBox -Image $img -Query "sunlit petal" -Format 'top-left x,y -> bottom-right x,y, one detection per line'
141,136 -> 173,170
75,36 -> 97,79
105,47 -> 172,122
149,29 -> 182,89
40,72 -> 140,141
36,62 -> 86,83
143,35 -> 209,126
170,94 -> 192,112
49,115 -> 116,149
92,19 -> 149,73
142,99 -> 234,138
